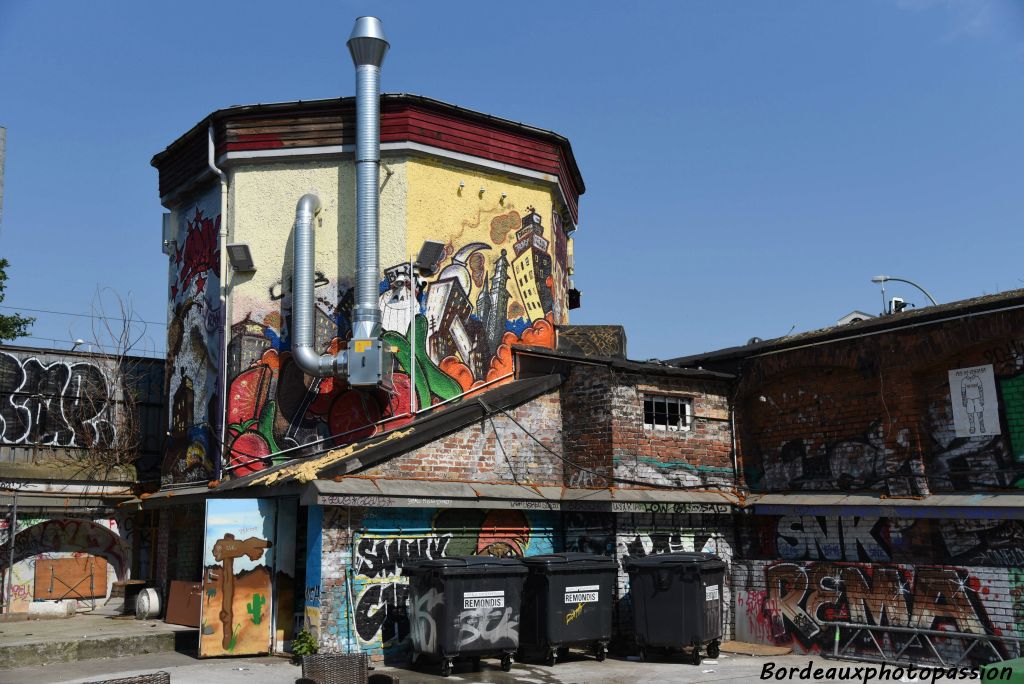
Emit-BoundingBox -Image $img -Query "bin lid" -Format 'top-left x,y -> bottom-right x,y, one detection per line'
624,552 -> 726,571
403,556 -> 528,577
521,552 -> 617,571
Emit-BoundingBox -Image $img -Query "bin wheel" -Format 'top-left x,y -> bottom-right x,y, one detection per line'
471,656 -> 481,672
441,659 -> 453,677
707,641 -> 720,658
545,650 -> 557,667
690,648 -> 702,666
501,654 -> 513,672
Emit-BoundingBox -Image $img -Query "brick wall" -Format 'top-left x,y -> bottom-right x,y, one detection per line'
733,513 -> 1024,663
155,503 -> 205,594
360,389 -> 563,486
612,372 -> 733,489
737,308 -> 1024,494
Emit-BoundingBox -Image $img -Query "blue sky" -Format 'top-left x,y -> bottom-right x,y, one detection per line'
1,0 -> 1022,360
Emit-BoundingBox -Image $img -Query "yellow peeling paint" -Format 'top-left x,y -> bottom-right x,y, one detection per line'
252,427 -> 414,486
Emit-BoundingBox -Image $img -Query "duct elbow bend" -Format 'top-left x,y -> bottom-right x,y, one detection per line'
296,193 -> 322,218
292,345 -> 348,379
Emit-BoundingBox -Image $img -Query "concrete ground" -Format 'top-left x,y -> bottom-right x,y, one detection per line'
0,649 -> 842,684
0,613 -> 195,670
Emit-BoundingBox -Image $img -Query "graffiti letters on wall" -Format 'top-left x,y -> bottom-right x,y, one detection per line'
747,334 -> 1024,494
163,189 -> 222,484
736,561 -> 1015,664
223,205 -> 565,478
741,515 -> 1024,569
324,507 -> 555,661
0,351 -> 115,448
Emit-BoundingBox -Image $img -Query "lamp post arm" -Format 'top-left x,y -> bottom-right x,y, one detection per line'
884,278 -> 937,306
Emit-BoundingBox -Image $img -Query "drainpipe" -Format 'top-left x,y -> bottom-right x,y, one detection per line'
208,123 -> 229,482
292,194 -> 348,377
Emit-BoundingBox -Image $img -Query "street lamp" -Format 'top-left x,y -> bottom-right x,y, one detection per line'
871,275 -> 938,309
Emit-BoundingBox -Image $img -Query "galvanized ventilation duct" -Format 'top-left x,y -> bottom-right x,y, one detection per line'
291,194 -> 347,377
347,16 -> 389,342
289,17 -> 389,385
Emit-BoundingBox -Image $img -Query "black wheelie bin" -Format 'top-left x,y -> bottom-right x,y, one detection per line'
519,552 -> 617,666
623,551 -> 725,665
403,556 -> 527,677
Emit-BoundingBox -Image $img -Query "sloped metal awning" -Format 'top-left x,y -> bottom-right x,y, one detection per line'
309,478 -> 738,513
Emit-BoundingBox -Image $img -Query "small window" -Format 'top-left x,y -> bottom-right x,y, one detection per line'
643,394 -> 692,432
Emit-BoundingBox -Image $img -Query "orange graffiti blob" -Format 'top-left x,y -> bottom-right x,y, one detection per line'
440,356 -> 476,391
257,348 -> 281,371
520,313 -> 555,348
476,509 -> 530,556
484,315 -> 555,383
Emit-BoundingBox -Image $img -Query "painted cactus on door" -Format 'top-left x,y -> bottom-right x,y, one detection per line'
223,192 -> 568,478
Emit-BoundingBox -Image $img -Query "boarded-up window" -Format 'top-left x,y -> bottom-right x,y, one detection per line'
34,557 -> 107,599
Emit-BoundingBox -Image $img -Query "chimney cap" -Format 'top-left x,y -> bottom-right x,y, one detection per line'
348,16 -> 389,68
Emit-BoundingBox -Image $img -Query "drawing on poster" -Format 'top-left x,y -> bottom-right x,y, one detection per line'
948,365 -> 1001,438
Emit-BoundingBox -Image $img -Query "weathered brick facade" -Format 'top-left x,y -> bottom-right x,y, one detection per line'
716,299 -> 1024,664
560,363 -> 734,490
735,306 -> 1024,494
361,389 -> 564,485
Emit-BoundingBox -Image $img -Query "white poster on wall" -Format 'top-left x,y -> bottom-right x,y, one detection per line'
948,365 -> 1001,438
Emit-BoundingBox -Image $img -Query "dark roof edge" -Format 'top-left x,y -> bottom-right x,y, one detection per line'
150,93 -> 585,194
331,373 -> 563,477
513,344 -> 734,380
214,374 -> 563,490
670,289 -> 1024,367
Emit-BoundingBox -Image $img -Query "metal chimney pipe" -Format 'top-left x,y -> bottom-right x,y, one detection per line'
292,193 -> 347,377
347,16 -> 389,341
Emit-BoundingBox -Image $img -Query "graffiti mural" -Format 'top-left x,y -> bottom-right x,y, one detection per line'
735,561 -> 1018,664
740,515 -> 1024,568
0,351 -> 115,448
322,507 -> 556,661
163,188 -> 222,484
222,204 -> 564,478
743,332 -> 1024,493
200,499 -> 275,657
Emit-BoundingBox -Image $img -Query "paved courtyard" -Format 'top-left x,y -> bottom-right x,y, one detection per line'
2,649 -> 988,684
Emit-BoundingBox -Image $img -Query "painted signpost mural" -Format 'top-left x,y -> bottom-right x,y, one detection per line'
200,499 -> 274,657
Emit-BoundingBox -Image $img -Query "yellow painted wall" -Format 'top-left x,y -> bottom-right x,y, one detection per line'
217,152 -> 570,477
